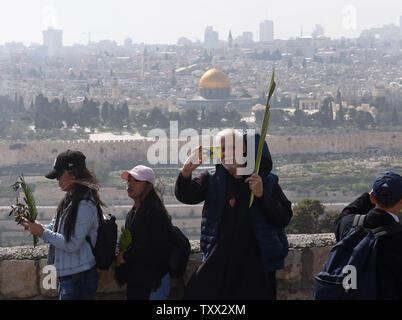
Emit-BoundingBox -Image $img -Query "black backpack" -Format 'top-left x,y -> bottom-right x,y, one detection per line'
168,225 -> 191,278
86,213 -> 118,271
313,214 -> 402,300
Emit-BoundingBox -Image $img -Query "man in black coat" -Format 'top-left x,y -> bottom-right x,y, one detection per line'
334,171 -> 402,299
175,130 -> 292,300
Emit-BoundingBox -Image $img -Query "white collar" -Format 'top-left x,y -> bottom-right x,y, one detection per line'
386,211 -> 400,223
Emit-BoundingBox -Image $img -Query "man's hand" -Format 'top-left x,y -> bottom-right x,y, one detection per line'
245,173 -> 264,198
182,146 -> 203,178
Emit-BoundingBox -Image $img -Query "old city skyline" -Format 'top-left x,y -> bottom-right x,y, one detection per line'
0,0 -> 401,46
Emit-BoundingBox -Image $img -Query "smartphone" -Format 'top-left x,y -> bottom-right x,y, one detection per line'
202,146 -> 222,159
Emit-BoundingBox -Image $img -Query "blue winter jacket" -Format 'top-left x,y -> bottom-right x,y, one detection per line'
42,199 -> 99,277
176,134 -> 290,272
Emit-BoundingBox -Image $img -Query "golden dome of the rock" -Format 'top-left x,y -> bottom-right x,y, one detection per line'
199,68 -> 230,89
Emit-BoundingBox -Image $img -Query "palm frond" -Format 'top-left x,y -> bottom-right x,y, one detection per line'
249,69 -> 276,207
118,227 -> 132,252
10,174 -> 39,247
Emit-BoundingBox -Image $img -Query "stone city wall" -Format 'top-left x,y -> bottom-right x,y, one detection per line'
0,233 -> 336,300
0,131 -> 400,168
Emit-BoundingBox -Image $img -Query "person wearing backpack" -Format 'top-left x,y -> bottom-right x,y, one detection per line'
326,171 -> 402,299
175,130 -> 292,300
115,165 -> 172,300
20,150 -> 106,300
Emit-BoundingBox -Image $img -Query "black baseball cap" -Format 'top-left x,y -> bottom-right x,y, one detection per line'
372,171 -> 402,202
45,150 -> 87,179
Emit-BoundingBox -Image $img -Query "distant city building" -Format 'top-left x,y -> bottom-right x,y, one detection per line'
141,47 -> 149,77
400,16 -> 402,34
4,42 -> 25,52
311,24 -> 325,38
228,30 -> 233,48
178,68 -> 256,110
124,38 -> 133,49
299,98 -> 320,111
112,79 -> 119,100
95,40 -> 118,52
259,20 -> 274,42
177,37 -> 193,47
204,26 -> 219,49
360,24 -> 401,40
199,68 -> 230,99
42,27 -> 63,57
237,32 -> 254,46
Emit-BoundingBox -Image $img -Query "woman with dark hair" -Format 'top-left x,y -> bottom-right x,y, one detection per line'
20,150 -> 105,300
115,165 -> 172,300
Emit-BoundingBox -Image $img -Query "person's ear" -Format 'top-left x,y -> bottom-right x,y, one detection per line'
369,191 -> 376,205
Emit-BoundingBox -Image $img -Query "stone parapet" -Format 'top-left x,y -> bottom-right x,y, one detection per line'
0,233 -> 336,300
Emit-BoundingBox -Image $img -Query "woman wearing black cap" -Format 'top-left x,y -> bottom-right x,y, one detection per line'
20,149 -> 106,300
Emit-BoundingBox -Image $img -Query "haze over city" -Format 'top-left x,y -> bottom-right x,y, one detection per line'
0,0 -> 401,249
0,0 -> 401,45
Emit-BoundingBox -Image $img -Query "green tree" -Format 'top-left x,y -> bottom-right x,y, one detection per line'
354,110 -> 375,129
287,199 -> 325,234
224,109 -> 242,127
271,49 -> 282,60
79,97 -> 100,129
316,96 -> 335,127
336,102 -> 344,125
318,210 -> 338,233
204,109 -> 223,127
149,107 -> 169,128
122,102 -> 130,128
268,109 -> 288,126
182,108 -> 198,127
101,101 -> 110,124
391,107 -> 400,126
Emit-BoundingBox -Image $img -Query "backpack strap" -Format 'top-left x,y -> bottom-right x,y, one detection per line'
372,223 -> 402,239
352,213 -> 402,239
352,214 -> 366,228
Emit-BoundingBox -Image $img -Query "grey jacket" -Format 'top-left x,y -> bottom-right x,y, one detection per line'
42,199 -> 98,277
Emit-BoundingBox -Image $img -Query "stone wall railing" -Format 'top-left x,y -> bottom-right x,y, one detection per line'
1,131 -> 401,168
0,233 -> 336,300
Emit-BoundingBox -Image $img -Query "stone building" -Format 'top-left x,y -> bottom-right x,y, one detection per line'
178,68 -> 256,110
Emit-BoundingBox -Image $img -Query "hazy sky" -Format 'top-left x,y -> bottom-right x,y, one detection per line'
0,0 -> 401,46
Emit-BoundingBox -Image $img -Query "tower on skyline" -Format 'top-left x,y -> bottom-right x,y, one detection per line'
42,27 -> 63,57
141,47 -> 149,77
204,26 -> 219,49
228,30 -> 233,48
400,16 -> 402,35
259,20 -> 274,42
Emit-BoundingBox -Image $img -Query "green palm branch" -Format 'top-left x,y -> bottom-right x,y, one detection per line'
9,174 -> 39,247
249,69 -> 276,208
118,227 -> 132,252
